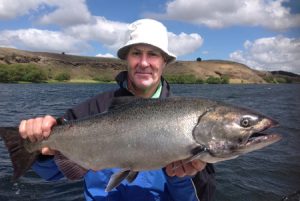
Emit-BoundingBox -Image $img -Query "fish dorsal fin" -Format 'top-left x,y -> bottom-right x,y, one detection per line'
106,169 -> 139,192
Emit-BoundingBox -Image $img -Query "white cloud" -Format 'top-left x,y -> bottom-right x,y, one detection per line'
168,32 -> 203,56
229,36 -> 300,73
38,0 -> 91,26
96,53 -> 115,58
0,0 -> 91,26
0,29 -> 90,54
65,17 -> 129,50
0,0 -> 42,19
148,0 -> 300,30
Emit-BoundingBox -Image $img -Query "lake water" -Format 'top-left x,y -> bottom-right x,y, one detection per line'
0,83 -> 299,201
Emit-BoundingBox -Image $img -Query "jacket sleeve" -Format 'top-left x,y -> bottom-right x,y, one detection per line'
31,155 -> 64,181
164,163 -> 216,201
164,171 -> 200,201
192,164 -> 216,201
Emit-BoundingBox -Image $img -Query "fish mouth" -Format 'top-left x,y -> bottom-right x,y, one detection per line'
245,132 -> 281,146
243,119 -> 281,149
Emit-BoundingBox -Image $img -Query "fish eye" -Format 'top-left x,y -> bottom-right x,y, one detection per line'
240,118 -> 251,127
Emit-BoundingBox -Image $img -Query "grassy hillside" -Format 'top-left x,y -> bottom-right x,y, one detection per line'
0,47 -> 299,83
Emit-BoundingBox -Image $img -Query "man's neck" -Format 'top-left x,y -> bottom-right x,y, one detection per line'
127,80 -> 160,98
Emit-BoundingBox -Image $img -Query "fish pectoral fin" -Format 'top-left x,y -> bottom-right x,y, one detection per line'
172,146 -> 208,169
106,169 -> 130,192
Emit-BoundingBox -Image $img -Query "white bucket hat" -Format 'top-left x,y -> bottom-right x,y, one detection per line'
117,19 -> 176,63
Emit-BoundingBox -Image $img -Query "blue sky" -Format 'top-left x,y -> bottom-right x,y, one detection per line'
0,0 -> 299,73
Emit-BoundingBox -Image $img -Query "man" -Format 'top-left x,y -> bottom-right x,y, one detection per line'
19,19 -> 215,201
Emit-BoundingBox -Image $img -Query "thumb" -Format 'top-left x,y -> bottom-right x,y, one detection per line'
41,147 -> 56,155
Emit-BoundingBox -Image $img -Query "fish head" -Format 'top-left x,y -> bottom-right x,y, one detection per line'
193,104 -> 282,163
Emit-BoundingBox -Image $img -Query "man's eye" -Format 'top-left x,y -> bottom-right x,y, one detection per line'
131,51 -> 140,56
149,52 -> 159,57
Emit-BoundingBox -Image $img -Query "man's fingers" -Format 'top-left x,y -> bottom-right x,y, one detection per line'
19,120 -> 27,139
41,115 -> 57,138
191,160 -> 206,171
41,147 -> 55,155
182,163 -> 197,176
165,163 -> 175,176
165,160 -> 207,177
26,119 -> 38,142
33,117 -> 43,141
18,115 -> 57,143
173,161 -> 185,177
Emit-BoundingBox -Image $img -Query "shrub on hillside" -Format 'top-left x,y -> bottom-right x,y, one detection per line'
164,74 -> 203,84
93,75 -> 113,82
0,64 -> 47,82
205,76 -> 229,84
54,72 -> 71,81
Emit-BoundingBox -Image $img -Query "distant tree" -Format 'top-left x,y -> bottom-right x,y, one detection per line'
196,57 -> 202,62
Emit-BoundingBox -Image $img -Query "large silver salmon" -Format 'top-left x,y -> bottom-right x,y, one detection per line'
0,97 -> 281,191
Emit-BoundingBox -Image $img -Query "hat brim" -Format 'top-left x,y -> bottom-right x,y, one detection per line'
117,43 -> 176,64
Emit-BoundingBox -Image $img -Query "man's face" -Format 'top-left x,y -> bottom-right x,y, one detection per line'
126,44 -> 166,91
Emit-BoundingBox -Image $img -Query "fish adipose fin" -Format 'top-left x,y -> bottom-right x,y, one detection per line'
105,169 -> 138,192
54,152 -> 88,180
0,127 -> 39,180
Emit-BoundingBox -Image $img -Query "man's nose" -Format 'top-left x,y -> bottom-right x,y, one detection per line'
139,54 -> 150,67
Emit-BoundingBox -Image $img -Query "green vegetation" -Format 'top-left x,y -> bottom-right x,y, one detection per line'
0,64 -> 47,83
263,76 -> 276,83
263,76 -> 291,84
205,75 -> 229,84
164,74 -> 204,84
93,74 -> 113,83
54,72 -> 71,81
164,74 -> 229,84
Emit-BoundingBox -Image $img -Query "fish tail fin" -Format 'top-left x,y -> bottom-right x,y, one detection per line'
0,127 -> 39,180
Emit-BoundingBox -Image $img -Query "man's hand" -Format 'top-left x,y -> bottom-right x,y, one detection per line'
19,115 -> 57,155
165,159 -> 206,177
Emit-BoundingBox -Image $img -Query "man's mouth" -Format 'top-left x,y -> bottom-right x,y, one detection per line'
135,71 -> 152,75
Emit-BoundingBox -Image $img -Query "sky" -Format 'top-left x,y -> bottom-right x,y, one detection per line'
0,0 -> 299,74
